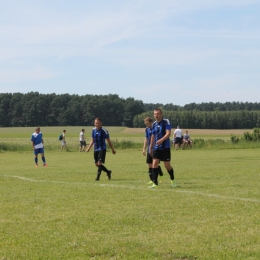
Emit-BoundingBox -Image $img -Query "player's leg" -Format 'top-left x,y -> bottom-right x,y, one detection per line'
40,148 -> 47,166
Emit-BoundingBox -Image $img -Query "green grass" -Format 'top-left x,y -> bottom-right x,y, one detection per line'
0,148 -> 260,259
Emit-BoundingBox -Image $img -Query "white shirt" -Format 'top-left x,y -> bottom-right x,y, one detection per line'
79,131 -> 84,141
174,128 -> 182,138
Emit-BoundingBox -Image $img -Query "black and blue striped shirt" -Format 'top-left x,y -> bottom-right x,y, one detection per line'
151,118 -> 171,150
92,127 -> 109,151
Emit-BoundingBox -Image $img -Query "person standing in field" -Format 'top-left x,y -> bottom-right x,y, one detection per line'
173,126 -> 183,149
61,129 -> 67,151
142,117 -> 164,184
86,118 -> 116,181
149,109 -> 176,188
79,129 -> 86,152
31,126 -> 47,167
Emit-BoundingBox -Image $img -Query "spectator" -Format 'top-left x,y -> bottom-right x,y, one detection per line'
183,130 -> 193,149
173,126 -> 183,149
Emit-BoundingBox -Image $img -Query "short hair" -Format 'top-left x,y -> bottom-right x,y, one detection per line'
63,130 -> 66,133
144,117 -> 153,123
154,108 -> 162,113
81,129 -> 85,131
95,117 -> 102,122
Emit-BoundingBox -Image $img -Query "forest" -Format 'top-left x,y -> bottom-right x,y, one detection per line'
0,92 -> 260,129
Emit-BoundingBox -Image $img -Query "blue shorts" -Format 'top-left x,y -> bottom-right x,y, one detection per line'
34,148 -> 44,155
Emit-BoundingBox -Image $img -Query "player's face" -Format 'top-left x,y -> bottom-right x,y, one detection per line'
94,120 -> 102,129
145,121 -> 152,127
154,110 -> 162,122
35,127 -> 40,133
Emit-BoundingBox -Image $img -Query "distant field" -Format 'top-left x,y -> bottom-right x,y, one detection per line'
1,149 -> 260,259
0,126 -> 249,141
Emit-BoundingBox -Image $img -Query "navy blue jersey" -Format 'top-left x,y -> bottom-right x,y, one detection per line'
145,127 -> 152,153
92,127 -> 109,151
151,118 -> 171,150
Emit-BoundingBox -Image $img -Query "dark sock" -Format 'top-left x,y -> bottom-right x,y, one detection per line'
96,173 -> 101,180
158,165 -> 163,176
42,157 -> 46,164
168,168 -> 174,180
98,165 -> 103,174
148,167 -> 153,180
35,158 -> 38,164
152,168 -> 158,185
100,164 -> 108,173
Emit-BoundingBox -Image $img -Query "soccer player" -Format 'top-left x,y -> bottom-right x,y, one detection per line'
31,126 -> 47,167
61,129 -> 67,151
149,109 -> 176,188
86,118 -> 116,181
142,117 -> 164,184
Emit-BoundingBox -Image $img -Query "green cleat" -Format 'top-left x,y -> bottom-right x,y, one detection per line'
147,181 -> 153,184
148,184 -> 158,189
159,176 -> 164,183
171,180 -> 177,187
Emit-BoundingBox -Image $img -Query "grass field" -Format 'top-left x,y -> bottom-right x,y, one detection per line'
0,127 -> 260,259
0,126 -> 251,151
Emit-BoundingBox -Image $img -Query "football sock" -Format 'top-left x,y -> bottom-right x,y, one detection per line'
100,164 -> 108,173
152,168 -> 159,185
168,168 -> 174,180
42,157 -> 46,164
98,165 -> 103,174
148,167 -> 153,180
158,165 -> 163,176
34,158 -> 38,164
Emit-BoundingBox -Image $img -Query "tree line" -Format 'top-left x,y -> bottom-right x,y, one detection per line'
1,92 -> 260,128
133,110 -> 260,129
0,92 -> 144,127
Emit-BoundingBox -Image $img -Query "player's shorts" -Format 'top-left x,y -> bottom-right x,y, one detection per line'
61,141 -> 66,146
152,148 -> 171,161
79,140 -> 86,148
175,137 -> 183,145
146,153 -> 153,164
34,148 -> 44,155
94,149 -> 106,164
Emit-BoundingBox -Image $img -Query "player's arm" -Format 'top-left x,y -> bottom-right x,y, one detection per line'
149,135 -> 154,156
31,141 -> 35,150
143,138 -> 148,155
86,138 -> 94,152
156,129 -> 171,145
106,138 -> 116,154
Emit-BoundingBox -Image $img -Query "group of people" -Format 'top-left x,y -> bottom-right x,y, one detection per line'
31,118 -> 116,182
172,126 -> 193,150
31,109 -> 187,188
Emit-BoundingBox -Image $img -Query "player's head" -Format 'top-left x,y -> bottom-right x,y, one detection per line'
35,126 -> 40,133
185,130 -> 188,134
94,118 -> 102,129
153,109 -> 163,122
82,129 -> 85,132
144,117 -> 153,127
63,130 -> 66,133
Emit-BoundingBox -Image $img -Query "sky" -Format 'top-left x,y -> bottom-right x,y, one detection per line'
0,0 -> 260,106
